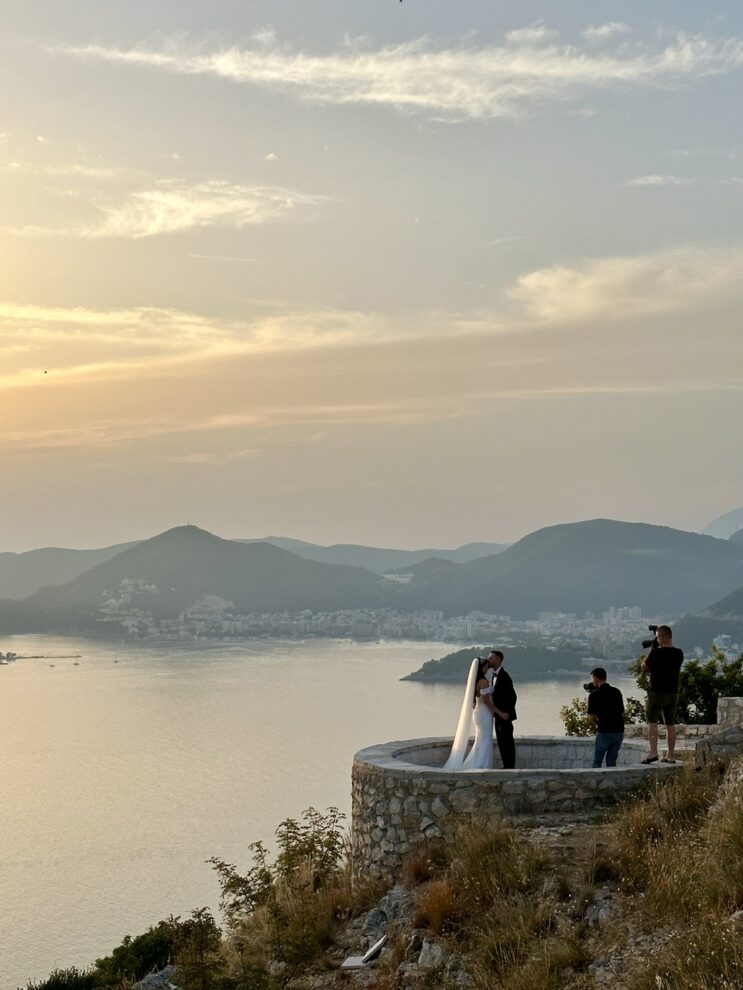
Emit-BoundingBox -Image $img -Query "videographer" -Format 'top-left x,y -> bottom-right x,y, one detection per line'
640,624 -> 684,764
586,667 -> 625,768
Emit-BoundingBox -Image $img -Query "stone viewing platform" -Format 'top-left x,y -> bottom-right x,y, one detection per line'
351,736 -> 675,880
351,699 -> 743,880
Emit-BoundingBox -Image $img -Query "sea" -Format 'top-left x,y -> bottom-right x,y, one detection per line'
0,635 -> 639,990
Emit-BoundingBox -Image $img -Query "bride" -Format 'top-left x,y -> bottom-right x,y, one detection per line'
444,657 -> 496,770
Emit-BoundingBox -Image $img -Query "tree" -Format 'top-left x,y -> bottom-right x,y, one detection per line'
628,646 -> 743,724
560,694 -> 645,736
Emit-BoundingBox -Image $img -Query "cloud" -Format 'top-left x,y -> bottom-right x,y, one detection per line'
625,174 -> 693,186
51,29 -> 743,122
508,244 -> 743,324
3,242 -> 743,392
0,300 -> 469,391
583,22 -> 630,43
10,179 -> 324,238
504,24 -> 560,47
166,447 -> 259,465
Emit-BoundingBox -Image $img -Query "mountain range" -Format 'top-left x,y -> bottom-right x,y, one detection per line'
236,537 -> 507,573
704,507 -> 743,540
8,526 -> 388,632
0,534 -> 507,600
384,519 -> 743,619
2,519 -> 743,641
0,542 -> 138,600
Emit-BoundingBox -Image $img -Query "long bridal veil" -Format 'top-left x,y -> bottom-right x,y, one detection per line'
443,657 -> 479,770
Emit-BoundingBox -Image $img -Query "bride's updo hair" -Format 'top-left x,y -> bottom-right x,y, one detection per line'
473,657 -> 489,703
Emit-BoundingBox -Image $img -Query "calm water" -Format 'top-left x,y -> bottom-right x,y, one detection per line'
0,636 -> 638,989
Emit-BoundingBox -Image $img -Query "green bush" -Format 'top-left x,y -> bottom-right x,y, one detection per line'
24,968 -> 97,990
560,694 -> 646,736
94,920 -> 175,985
629,646 -> 743,723
210,806 -> 373,988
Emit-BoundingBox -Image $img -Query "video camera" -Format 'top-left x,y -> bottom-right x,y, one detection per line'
642,624 -> 659,650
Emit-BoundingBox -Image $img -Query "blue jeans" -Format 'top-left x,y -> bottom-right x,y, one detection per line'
593,732 -> 624,768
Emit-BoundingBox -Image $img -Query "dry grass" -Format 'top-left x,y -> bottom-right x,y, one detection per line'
589,764 -> 743,924
403,818 -> 584,990
413,877 -> 459,933
400,840 -> 449,887
222,857 -> 382,985
624,921 -> 743,990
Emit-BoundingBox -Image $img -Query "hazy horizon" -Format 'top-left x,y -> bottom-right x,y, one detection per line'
2,1 -> 742,551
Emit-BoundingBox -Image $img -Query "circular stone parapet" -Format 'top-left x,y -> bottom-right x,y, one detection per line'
352,736 -> 679,880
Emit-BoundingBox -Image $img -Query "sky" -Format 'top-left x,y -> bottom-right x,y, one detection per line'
1,0 -> 742,551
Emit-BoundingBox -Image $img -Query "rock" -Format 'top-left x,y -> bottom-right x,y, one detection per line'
445,955 -> 474,988
378,885 -> 414,924
418,938 -> 447,969
132,967 -> 177,990
431,796 -> 450,819
405,930 -> 424,959
362,907 -> 387,939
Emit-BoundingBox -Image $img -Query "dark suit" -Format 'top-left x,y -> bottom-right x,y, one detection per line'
492,667 -> 517,769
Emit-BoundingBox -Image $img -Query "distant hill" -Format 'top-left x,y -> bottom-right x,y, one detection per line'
0,534 -> 506,599
675,581 -> 743,651
0,526 -> 386,633
402,645 -> 601,682
731,528 -> 743,546
237,537 -> 508,573
704,508 -> 743,540
0,542 -> 139,599
389,519 -> 743,619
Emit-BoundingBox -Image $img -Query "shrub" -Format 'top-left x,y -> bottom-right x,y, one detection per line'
169,909 -> 224,990
210,807 -> 377,988
24,969 -> 96,990
94,920 -> 175,985
629,646 -> 743,724
560,694 -> 646,735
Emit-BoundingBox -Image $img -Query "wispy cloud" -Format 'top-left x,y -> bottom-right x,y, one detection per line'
625,174 -> 693,186
166,447 -> 260,465
51,30 -> 743,122
10,179 -> 324,238
583,22 -> 630,43
508,244 -> 743,324
626,173 -> 743,188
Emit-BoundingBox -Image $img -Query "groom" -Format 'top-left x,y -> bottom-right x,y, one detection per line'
487,649 -> 517,769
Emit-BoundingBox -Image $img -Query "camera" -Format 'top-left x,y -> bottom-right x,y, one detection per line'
583,681 -> 597,693
642,624 -> 659,650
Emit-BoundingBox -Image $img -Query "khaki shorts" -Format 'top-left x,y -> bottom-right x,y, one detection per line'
646,691 -> 678,725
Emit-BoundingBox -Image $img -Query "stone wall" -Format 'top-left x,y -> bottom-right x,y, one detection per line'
352,737 -> 676,881
623,698 -> 743,738
717,697 -> 743,730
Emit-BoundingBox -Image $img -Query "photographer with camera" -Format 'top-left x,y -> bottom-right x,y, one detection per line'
640,624 -> 684,764
585,667 -> 625,768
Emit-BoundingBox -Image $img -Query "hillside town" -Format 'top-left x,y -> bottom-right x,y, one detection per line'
90,579 -> 729,658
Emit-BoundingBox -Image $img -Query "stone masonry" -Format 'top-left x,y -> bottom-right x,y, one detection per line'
351,737 -> 675,881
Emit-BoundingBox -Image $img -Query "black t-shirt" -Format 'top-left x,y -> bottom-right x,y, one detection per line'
587,683 -> 625,734
645,645 -> 684,694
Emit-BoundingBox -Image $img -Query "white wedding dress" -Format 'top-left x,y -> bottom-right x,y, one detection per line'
444,659 -> 494,770
462,685 -> 494,770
